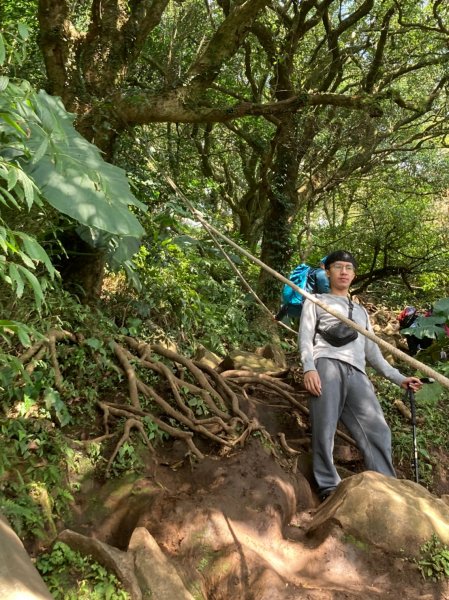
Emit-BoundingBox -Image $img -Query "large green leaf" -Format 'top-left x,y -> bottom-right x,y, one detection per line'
414,381 -> 444,405
76,225 -> 141,265
401,315 -> 447,340
433,298 -> 449,316
29,158 -> 145,236
21,91 -> 146,237
0,34 -> 5,66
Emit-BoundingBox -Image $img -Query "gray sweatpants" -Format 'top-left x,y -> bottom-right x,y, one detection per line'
309,357 -> 396,495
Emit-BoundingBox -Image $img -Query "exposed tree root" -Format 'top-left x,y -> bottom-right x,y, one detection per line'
104,417 -> 154,475
16,330 -> 358,475
278,433 -> 300,455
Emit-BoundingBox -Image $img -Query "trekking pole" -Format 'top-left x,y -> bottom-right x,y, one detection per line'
405,377 -> 434,484
405,385 -> 419,483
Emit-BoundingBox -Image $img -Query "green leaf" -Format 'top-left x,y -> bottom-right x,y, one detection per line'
0,230 -> 7,253
16,170 -> 36,209
0,76 -> 9,92
108,236 -> 141,268
43,388 -> 71,427
30,136 -> 49,165
17,265 -> 44,309
17,250 -> 35,269
0,185 -> 20,208
85,337 -> 103,350
21,91 -> 146,237
0,112 -> 28,136
433,298 -> 449,316
29,158 -> 145,236
415,381 -> 443,405
17,23 -> 30,41
401,315 -> 446,340
0,34 -> 5,66
6,165 -> 18,190
17,326 -> 31,347
18,233 -> 56,278
8,263 -> 25,297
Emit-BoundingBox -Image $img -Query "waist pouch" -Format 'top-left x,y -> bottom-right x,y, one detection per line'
316,322 -> 358,346
316,299 -> 358,347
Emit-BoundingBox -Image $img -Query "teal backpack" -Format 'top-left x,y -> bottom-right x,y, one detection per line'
282,264 -> 318,306
276,264 -> 326,320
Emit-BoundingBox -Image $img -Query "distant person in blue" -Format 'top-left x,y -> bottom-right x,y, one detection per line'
275,258 -> 330,323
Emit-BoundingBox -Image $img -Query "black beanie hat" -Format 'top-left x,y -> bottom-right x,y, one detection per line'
324,250 -> 357,270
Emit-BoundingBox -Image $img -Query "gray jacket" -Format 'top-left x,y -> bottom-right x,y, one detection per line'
299,294 -> 406,387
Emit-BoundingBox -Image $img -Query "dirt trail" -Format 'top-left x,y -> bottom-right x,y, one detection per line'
69,436 -> 449,600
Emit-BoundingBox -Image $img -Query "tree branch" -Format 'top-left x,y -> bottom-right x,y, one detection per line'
364,8 -> 395,93
102,90 -> 385,129
186,0 -> 271,88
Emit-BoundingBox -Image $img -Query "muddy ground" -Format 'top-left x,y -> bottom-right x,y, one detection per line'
65,384 -> 449,600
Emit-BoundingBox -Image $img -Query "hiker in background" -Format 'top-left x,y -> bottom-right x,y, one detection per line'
398,306 -> 433,356
299,250 -> 422,502
275,257 -> 329,324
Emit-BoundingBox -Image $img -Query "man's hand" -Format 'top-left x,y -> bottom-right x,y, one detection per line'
401,377 -> 423,392
304,370 -> 322,396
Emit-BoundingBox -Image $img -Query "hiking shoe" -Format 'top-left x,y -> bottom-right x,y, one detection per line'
319,489 -> 335,503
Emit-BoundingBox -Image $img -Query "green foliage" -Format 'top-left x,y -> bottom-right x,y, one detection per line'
107,223 -> 270,354
402,298 -> 449,342
36,541 -> 130,599
415,534 -> 449,582
0,288 -> 124,421
307,152 -> 449,299
108,442 -> 143,478
23,90 -> 146,238
0,22 -> 146,318
375,372 -> 449,485
0,25 -> 56,308
0,318 -> 36,346
0,417 -> 74,539
142,416 -> 169,444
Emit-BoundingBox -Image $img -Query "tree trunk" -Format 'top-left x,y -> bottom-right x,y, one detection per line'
258,118 -> 303,309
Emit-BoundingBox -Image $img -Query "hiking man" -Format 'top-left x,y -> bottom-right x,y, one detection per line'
299,250 -> 422,502
275,258 -> 329,322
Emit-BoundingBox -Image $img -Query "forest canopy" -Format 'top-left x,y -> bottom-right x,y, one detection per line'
1,5 -> 449,597
0,0 -> 447,304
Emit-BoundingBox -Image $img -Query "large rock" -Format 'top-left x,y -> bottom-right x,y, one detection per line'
128,527 -> 195,600
307,471 -> 449,556
255,343 -> 287,368
0,513 -> 53,600
58,529 -> 142,599
58,527 -> 197,600
217,349 -> 282,374
193,345 -> 222,369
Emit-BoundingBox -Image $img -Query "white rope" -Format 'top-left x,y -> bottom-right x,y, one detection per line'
198,222 -> 298,335
154,161 -> 449,390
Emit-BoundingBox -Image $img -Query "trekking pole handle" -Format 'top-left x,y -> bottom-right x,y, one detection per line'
408,386 -> 417,424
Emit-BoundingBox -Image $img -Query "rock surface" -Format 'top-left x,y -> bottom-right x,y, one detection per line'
0,513 -> 53,600
217,349 -> 284,373
308,471 -> 449,556
129,527 -> 195,600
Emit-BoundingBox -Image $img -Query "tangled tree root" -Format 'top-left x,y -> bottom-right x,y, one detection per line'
17,330 -> 359,475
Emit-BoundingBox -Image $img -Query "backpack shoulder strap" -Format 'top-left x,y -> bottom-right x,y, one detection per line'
348,298 -> 354,319
313,298 -> 319,344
